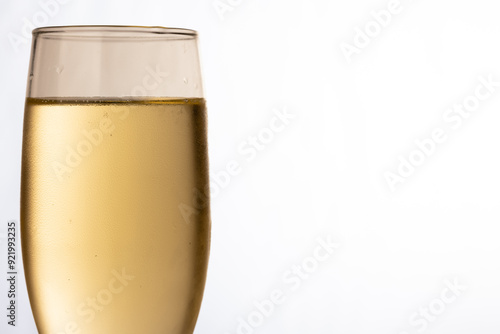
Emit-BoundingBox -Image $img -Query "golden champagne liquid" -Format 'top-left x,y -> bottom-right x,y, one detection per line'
21,98 -> 210,334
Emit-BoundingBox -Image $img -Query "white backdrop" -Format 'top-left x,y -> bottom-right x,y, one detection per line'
1,0 -> 500,333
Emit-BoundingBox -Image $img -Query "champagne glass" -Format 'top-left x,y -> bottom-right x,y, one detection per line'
21,26 -> 210,334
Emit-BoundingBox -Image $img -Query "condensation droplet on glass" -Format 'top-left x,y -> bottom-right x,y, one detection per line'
183,78 -> 188,84
55,66 -> 64,75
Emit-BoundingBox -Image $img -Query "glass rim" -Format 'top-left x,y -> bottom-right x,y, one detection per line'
32,25 -> 197,39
